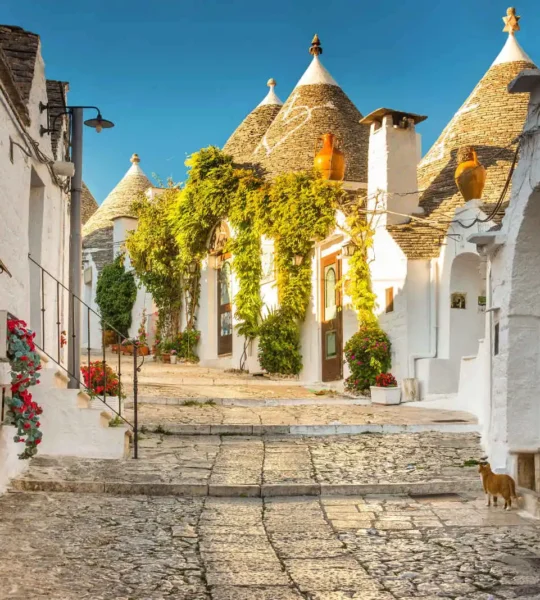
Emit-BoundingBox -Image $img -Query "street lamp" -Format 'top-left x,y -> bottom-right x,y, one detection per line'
40,104 -> 115,388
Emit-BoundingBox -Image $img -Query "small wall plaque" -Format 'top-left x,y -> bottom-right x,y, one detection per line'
451,292 -> 466,309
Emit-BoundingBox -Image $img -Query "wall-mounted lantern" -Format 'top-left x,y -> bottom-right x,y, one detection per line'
293,255 -> 304,266
341,242 -> 357,257
188,260 -> 198,274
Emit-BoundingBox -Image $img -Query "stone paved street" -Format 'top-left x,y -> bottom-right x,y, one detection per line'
13,432 -> 482,490
127,403 -> 476,430
1,492 -> 539,599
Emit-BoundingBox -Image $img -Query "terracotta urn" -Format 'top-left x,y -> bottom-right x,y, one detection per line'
455,146 -> 486,201
314,133 -> 346,181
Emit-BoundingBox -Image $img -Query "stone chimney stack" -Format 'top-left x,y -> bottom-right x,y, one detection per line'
361,109 -> 427,226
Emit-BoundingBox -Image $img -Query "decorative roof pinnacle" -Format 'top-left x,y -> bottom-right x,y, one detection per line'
267,78 -> 277,88
130,153 -> 140,164
503,7 -> 520,34
309,34 -> 322,56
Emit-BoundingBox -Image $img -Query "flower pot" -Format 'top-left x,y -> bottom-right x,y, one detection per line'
90,396 -> 122,413
122,345 -> 133,355
138,346 -> 150,356
170,355 -> 177,364
111,344 -> 120,354
370,386 -> 401,405
161,353 -> 171,363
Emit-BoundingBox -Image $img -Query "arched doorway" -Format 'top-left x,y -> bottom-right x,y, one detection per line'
501,189 -> 540,455
448,252 -> 485,391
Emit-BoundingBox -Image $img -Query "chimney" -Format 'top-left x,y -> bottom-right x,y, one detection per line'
360,108 -> 427,226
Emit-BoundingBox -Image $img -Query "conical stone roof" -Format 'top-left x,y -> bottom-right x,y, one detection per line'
81,182 -> 98,225
223,79 -> 283,166
389,11 -> 536,259
82,154 -> 151,272
252,36 -> 369,182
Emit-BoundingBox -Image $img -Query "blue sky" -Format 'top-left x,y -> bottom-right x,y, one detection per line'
4,0 -> 540,203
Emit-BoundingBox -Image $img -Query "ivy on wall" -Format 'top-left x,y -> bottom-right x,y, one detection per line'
337,192 -> 378,325
126,186 -> 183,339
126,145 -> 378,375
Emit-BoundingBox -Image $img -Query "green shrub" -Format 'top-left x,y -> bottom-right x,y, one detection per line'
258,309 -> 302,375
344,324 -> 391,394
158,329 -> 201,362
95,255 -> 137,337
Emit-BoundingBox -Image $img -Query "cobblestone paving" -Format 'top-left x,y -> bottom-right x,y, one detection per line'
129,403 -> 476,428
90,353 -> 321,401
15,433 -> 482,487
1,492 -> 539,599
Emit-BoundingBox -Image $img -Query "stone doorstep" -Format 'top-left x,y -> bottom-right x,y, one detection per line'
139,423 -> 479,436
10,478 -> 482,498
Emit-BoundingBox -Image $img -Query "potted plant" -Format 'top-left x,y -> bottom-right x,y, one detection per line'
370,373 -> 401,405
81,360 -> 124,413
121,338 -> 135,355
160,339 -> 173,363
170,349 -> 178,364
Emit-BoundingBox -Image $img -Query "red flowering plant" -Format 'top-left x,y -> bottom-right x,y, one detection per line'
80,360 -> 124,399
344,324 -> 391,394
6,318 -> 43,459
375,372 -> 397,388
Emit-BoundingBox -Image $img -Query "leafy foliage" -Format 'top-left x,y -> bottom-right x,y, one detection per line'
95,255 -> 137,337
264,171 -> 342,320
257,310 -> 302,375
168,147 -> 266,339
159,329 -> 201,362
126,186 -> 183,339
337,193 -> 377,325
344,324 -> 391,394
6,318 -> 43,459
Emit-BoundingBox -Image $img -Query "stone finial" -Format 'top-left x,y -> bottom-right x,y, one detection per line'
130,153 -> 140,164
503,7 -> 520,34
267,78 -> 277,89
309,34 -> 323,56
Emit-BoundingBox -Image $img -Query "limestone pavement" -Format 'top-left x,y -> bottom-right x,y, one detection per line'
1,491 -> 539,599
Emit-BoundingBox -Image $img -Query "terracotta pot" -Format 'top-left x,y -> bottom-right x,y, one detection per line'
138,346 -> 150,356
161,353 -> 171,363
121,345 -> 133,355
111,344 -> 120,354
455,146 -> 486,201
314,133 -> 345,181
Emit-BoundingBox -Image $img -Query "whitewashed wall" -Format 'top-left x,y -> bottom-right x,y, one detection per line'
486,73 -> 540,474
0,42 -> 69,351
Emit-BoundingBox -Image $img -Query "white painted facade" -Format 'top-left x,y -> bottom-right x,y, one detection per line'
472,69 -> 540,478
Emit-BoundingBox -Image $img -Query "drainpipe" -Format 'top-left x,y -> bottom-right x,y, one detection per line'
408,259 -> 438,389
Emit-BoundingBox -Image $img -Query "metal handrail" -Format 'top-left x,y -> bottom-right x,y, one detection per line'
27,255 -> 139,458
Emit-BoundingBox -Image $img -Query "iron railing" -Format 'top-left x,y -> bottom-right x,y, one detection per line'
28,254 -> 140,458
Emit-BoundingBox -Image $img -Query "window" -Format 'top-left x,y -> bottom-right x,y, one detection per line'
324,266 -> 337,321
385,287 -> 394,313
494,322 -> 499,356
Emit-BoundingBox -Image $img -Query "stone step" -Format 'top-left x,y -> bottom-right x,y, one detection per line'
10,478 -> 483,498
139,423 -> 480,436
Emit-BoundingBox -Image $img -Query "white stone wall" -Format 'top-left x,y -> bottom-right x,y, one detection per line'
0,42 -> 69,351
487,74 -> 540,473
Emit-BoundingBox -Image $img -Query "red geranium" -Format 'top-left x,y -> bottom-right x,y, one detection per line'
375,372 -> 398,388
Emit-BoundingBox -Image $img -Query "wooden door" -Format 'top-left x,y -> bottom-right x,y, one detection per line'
321,253 -> 343,382
217,257 -> 233,356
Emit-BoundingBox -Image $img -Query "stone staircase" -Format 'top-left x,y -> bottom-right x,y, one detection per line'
0,351 -> 130,493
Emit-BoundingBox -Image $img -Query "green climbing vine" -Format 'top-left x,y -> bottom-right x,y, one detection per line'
337,191 -> 378,325
157,146 -> 376,375
126,185 -> 183,339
